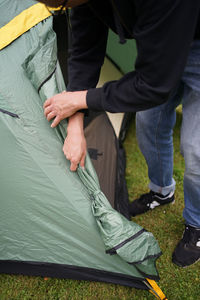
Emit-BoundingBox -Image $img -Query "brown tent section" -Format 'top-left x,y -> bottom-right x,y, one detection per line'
84,112 -> 117,207
83,58 -> 133,219
83,109 -> 132,218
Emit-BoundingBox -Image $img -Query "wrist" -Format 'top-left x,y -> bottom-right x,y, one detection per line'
74,90 -> 88,110
67,113 -> 84,134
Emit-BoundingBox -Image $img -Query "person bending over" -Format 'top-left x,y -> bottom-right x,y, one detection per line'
38,0 -> 200,268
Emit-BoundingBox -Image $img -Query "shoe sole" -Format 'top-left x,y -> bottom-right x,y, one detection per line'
149,199 -> 175,210
130,199 -> 175,217
172,256 -> 200,268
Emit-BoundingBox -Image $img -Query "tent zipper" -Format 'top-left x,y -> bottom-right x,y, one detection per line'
0,108 -> 19,118
38,65 -> 57,93
106,228 -> 146,254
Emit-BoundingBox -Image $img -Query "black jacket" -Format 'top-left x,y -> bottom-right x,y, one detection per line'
67,0 -> 200,113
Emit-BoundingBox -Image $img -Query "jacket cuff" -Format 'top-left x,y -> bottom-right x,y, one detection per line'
86,88 -> 103,111
77,109 -> 89,116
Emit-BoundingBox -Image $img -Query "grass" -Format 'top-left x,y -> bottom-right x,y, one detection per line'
0,111 -> 199,300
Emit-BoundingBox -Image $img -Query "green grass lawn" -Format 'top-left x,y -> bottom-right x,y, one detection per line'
0,111 -> 199,300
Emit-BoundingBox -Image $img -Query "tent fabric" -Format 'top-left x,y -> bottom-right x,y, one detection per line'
0,2 -> 51,50
78,165 -> 161,278
0,1 -> 167,298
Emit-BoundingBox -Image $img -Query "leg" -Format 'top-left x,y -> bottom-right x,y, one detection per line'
181,87 -> 200,228
172,40 -> 200,267
129,91 -> 182,216
136,93 -> 182,195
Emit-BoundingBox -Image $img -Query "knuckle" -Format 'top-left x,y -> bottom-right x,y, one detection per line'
71,158 -> 78,164
63,149 -> 71,158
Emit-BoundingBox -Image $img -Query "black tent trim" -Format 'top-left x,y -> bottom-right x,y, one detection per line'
38,64 -> 57,93
112,114 -> 131,220
133,262 -> 161,281
0,260 -> 149,290
106,229 -> 146,254
0,108 -> 19,118
130,253 -> 163,266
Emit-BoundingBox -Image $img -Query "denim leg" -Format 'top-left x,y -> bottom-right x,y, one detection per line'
181,88 -> 200,227
181,41 -> 200,227
136,92 -> 182,195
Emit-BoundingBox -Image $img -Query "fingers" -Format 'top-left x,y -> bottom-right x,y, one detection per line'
63,150 -> 86,172
43,90 -> 65,110
62,130 -> 87,172
44,105 -> 53,118
46,111 -> 56,122
51,116 -> 61,128
70,153 -> 86,171
43,98 -> 52,109
44,93 -> 68,127
63,147 -> 78,172
67,155 -> 79,172
80,155 -> 86,169
70,155 -> 85,172
43,90 -> 82,127
44,103 -> 61,127
70,159 -> 78,172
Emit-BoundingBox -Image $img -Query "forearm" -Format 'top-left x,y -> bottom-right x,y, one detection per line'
64,112 -> 87,171
67,112 -> 85,134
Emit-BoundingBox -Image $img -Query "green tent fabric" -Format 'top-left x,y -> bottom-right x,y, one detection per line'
78,164 -> 161,278
0,0 -> 165,297
106,31 -> 137,74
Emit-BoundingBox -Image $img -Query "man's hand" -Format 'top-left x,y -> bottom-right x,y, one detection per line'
43,90 -> 87,128
63,113 -> 86,171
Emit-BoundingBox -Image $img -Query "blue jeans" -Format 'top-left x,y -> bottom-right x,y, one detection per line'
136,40 -> 200,228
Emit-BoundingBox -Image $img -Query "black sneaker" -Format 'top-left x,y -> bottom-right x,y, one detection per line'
172,225 -> 200,267
129,190 -> 175,217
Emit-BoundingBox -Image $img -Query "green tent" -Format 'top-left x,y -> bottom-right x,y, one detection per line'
107,31 -> 137,74
0,1 -> 167,299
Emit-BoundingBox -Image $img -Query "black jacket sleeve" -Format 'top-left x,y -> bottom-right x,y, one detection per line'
67,3 -> 108,92
86,0 -> 200,113
67,0 -> 200,113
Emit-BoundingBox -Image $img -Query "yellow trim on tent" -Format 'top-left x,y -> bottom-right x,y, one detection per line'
0,3 -> 52,51
147,278 -> 168,300
48,6 -> 67,11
